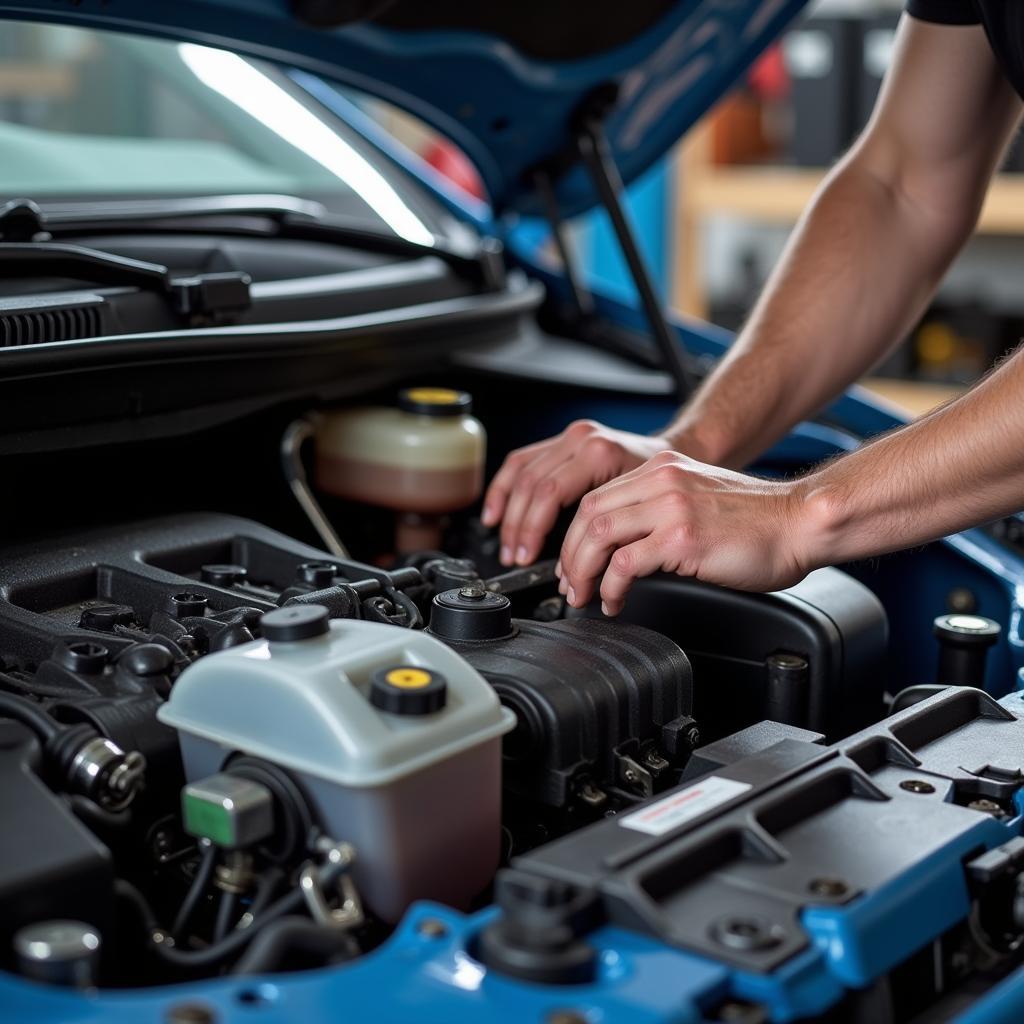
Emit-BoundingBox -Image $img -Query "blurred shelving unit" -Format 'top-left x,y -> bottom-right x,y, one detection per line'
670,125 -> 1024,415
673,126 -> 1024,321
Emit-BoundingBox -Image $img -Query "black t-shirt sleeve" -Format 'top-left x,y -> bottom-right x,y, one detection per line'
905,0 -> 981,25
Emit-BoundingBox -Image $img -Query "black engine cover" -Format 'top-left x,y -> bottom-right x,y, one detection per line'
441,617 -> 695,808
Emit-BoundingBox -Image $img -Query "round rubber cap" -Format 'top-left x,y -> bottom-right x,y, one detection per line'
261,604 -> 330,642
398,387 -> 472,417
933,613 -> 1001,646
370,664 -> 447,715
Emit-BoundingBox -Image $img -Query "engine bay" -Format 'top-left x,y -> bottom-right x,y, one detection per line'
0,509 -> 892,989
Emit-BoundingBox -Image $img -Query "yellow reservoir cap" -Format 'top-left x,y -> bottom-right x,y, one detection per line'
397,387 -> 472,418
384,667 -> 434,690
370,664 -> 448,715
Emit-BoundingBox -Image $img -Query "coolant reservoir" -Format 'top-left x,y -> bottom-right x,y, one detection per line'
157,606 -> 515,922
314,388 -> 485,552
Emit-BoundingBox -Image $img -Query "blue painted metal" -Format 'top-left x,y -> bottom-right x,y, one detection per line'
953,968 -> 1024,1024
5,801 -> 1022,1023
0,0 -> 811,218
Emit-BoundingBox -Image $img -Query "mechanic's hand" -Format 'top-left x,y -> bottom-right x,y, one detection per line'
558,450 -> 812,615
482,420 -> 673,567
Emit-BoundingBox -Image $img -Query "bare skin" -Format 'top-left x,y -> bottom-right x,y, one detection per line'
483,17 -> 1024,613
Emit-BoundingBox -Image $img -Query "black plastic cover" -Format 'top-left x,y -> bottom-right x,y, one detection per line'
496,687 -> 1024,973
444,617 -> 695,807
604,567 -> 888,740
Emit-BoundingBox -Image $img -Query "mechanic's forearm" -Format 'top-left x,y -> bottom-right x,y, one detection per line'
665,156 -> 969,469
799,347 -> 1024,567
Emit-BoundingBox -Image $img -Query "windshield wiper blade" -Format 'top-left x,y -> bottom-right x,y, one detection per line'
33,193 -> 507,292
0,241 -> 251,323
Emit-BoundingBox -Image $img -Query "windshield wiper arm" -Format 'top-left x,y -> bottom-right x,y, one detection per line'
0,241 -> 251,323
32,194 -> 507,292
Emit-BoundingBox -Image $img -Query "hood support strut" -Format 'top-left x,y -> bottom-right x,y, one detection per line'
575,116 -> 696,401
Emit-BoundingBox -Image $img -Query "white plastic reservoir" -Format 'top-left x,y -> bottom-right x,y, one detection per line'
158,608 -> 515,922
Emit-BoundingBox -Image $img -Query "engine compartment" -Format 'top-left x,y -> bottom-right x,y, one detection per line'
0,512 -> 887,988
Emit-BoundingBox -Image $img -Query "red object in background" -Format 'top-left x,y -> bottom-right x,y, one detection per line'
748,45 -> 789,100
421,138 -> 486,200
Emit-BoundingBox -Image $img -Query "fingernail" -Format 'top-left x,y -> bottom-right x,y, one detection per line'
554,560 -> 562,578
601,601 -> 611,616
515,546 -> 529,565
558,577 -> 568,595
481,506 -> 496,527
567,586 -> 576,606
500,546 -> 512,566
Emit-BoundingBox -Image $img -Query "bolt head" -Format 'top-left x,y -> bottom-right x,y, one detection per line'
900,779 -> 936,794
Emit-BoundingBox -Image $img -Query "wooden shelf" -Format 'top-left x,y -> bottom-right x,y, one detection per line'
861,377 -> 964,418
671,124 -> 1024,318
690,165 -> 1024,234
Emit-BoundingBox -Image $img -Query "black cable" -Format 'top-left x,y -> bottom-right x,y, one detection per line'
231,915 -> 359,975
171,843 -> 218,942
213,890 -> 238,943
0,691 -> 60,742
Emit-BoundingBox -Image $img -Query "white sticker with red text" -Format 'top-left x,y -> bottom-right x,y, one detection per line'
619,776 -> 752,836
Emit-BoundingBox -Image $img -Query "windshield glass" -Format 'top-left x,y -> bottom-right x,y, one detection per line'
0,22 -> 442,242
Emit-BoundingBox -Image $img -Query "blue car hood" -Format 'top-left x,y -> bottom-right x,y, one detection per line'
0,0 -> 807,218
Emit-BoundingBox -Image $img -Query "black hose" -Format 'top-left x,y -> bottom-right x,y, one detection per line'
890,684 -> 959,715
246,867 -> 284,920
116,858 -> 351,972
172,843 -> 218,941
0,692 -> 60,742
231,915 -> 359,975
213,891 -> 238,943
158,887 -> 308,968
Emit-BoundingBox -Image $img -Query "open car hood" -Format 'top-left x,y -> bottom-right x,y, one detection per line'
0,0 -> 809,218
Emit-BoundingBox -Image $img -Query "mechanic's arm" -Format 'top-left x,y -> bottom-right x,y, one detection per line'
485,16 -> 1020,568
560,346 -> 1024,614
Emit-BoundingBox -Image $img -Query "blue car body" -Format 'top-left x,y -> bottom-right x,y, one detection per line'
1,1 -> 1023,1021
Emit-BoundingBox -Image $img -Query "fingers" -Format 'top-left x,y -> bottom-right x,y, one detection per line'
598,535 -> 669,616
497,448 -> 574,564
511,455 -> 614,566
557,503 -> 655,607
481,443 -> 542,529
561,458 -> 684,577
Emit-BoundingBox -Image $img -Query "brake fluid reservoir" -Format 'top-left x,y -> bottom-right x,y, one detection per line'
314,388 -> 485,552
157,605 -> 515,923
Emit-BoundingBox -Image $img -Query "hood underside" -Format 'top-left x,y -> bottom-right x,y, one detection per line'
0,0 -> 808,217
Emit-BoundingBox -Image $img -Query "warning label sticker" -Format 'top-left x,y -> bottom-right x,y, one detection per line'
619,775 -> 752,836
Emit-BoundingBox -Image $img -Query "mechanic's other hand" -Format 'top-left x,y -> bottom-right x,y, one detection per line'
482,420 -> 673,567
559,450 -> 812,615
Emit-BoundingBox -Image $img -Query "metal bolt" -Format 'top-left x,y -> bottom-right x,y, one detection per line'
546,1012 -> 589,1024
417,917 -> 448,939
458,584 -> 486,600
900,779 -> 936,794
968,799 -> 1004,816
686,726 -> 702,749
809,877 -> 848,898
622,768 -> 639,784
711,916 -> 784,952
165,1003 -> 218,1024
